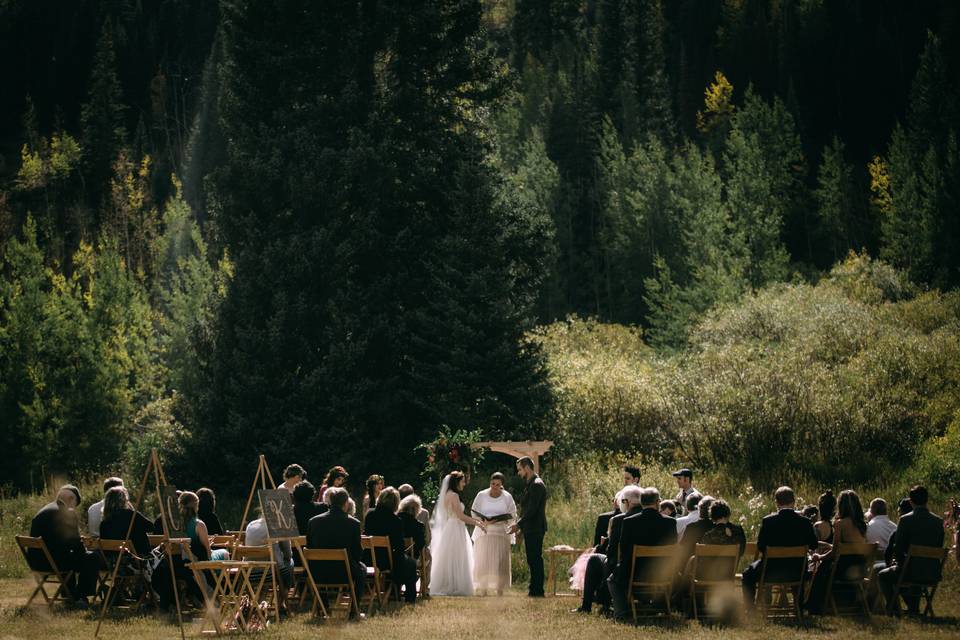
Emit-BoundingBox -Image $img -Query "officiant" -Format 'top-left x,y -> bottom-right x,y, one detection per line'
471,472 -> 518,595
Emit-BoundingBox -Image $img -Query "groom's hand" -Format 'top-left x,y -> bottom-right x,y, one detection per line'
507,524 -> 519,535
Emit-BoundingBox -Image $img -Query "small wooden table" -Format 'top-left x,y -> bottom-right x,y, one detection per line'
546,546 -> 587,596
189,560 -> 273,634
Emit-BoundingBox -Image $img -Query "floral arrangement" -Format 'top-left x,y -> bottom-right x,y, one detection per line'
417,426 -> 486,501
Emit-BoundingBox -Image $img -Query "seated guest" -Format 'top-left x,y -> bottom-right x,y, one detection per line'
399,483 -> 432,547
196,487 -> 225,536
675,492 -> 703,536
866,498 -> 897,552
678,496 -> 716,562
673,468 -> 698,515
361,474 -> 384,524
623,465 -> 641,486
29,485 -> 101,607
660,500 -> 678,519
741,486 -> 818,609
398,495 -> 427,558
245,512 -> 294,613
318,466 -> 349,502
608,487 -> 677,621
294,480 -> 328,536
814,490 -> 837,544
282,464 -> 307,493
154,491 -> 221,611
806,489 -> 867,614
99,486 -> 153,557
307,487 -> 366,617
88,476 -> 123,537
878,485 -> 945,616
679,499 -> 746,612
802,505 -> 819,522
699,500 -> 747,555
572,488 -> 640,614
364,487 -> 417,603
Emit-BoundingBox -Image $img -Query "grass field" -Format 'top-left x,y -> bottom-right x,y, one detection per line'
1,577 -> 959,640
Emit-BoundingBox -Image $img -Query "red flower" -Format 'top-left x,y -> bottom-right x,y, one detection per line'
448,449 -> 458,461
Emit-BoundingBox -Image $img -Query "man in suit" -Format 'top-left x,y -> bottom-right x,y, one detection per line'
28,485 -> 101,607
572,487 -> 641,614
307,486 -> 366,614
672,469 -> 698,516
878,485 -> 945,616
508,456 -> 547,597
608,487 -> 678,621
741,486 -> 818,607
363,486 -> 418,604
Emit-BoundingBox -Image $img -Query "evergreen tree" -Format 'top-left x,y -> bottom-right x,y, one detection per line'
815,136 -> 864,261
80,23 -> 127,205
631,0 -> 676,145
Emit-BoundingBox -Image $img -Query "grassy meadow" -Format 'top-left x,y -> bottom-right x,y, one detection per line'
2,457 -> 957,639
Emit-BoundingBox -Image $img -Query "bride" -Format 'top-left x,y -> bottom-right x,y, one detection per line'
430,471 -> 486,596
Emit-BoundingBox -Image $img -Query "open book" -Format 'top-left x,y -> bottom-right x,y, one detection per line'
472,509 -> 512,523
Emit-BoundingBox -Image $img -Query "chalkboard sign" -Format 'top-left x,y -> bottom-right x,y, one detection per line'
160,485 -> 184,537
258,489 -> 299,539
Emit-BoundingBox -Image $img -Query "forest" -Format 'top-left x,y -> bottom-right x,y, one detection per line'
1,0 -> 959,495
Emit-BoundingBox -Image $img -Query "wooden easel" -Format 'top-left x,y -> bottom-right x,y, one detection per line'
95,448 -> 187,640
238,455 -> 277,532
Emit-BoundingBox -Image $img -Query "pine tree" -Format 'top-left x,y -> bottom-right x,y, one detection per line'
632,0 -> 676,145
815,136 -> 862,262
81,22 -> 127,204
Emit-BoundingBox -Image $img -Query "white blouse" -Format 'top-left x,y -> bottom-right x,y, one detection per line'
470,489 -> 517,543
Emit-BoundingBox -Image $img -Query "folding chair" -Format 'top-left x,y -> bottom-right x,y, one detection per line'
360,536 -> 383,615
235,545 -> 282,624
147,534 -> 164,548
299,547 -> 361,620
893,544 -> 948,618
627,544 -> 679,621
368,535 -> 401,607
403,536 -> 426,598
823,542 -> 876,617
755,545 -> 808,620
16,535 -> 75,608
93,539 -> 153,611
689,544 -> 740,620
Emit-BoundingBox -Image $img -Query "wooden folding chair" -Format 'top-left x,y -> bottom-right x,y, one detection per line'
755,545 -> 808,621
627,544 -> 678,621
299,548 -> 361,620
823,542 -> 876,617
403,536 -> 426,599
92,539 -> 152,611
689,544 -> 740,620
16,535 -> 75,608
147,534 -> 164,548
893,544 -> 948,618
360,536 -> 383,615
368,535 -> 401,607
235,544 -> 282,624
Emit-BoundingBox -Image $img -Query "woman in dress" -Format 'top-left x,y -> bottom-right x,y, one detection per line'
471,472 -> 517,595
430,471 -> 485,596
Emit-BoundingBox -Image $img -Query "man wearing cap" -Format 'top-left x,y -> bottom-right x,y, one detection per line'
28,485 -> 101,607
672,468 -> 697,516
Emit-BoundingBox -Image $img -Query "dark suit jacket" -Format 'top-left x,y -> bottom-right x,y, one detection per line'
29,501 -> 85,571
198,510 -> 225,536
100,509 -> 154,557
307,509 -> 363,583
517,475 -> 547,536
363,507 -> 406,570
892,506 -> 945,581
294,501 -> 328,536
594,509 -> 618,548
756,508 -> 818,581
616,507 -> 678,585
605,506 -> 642,568
398,512 -> 426,558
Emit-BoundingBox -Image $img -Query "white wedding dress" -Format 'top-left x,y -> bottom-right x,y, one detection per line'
429,475 -> 475,596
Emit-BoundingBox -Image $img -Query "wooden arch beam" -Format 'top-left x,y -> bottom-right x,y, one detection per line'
470,440 -> 553,475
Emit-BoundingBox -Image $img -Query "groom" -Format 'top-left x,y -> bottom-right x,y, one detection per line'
509,456 -> 547,597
